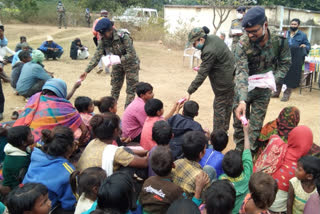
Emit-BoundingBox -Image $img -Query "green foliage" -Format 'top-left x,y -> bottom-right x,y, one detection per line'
257,0 -> 320,10
2,0 -> 39,22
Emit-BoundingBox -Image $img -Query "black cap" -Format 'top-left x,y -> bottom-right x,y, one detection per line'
242,7 -> 266,28
94,18 -> 112,33
237,6 -> 246,13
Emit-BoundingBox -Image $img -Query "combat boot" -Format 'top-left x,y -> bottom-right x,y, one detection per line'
271,84 -> 282,98
281,88 -> 292,102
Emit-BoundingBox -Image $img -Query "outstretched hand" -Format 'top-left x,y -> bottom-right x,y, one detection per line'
235,103 -> 246,120
80,72 -> 87,81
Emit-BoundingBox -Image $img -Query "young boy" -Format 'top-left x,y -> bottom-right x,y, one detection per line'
0,126 -> 33,195
168,101 -> 204,159
121,82 -> 154,143
139,146 -> 208,214
199,130 -> 228,178
140,99 -> 180,151
219,124 -> 252,214
148,120 -> 172,177
74,96 -> 94,126
171,131 -> 214,198
11,50 -> 32,89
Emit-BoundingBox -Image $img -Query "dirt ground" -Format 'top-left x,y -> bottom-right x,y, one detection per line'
2,24 -> 320,149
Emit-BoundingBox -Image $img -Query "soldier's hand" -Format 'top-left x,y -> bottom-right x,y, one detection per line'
186,92 -> 191,101
235,103 -> 246,120
80,72 -> 87,81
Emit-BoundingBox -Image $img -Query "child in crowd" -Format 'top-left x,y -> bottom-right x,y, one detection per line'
219,124 -> 252,214
201,180 -> 236,214
172,131 -> 213,198
23,126 -> 77,213
168,100 -> 204,159
140,146 -> 208,213
240,172 -> 278,214
7,183 -> 51,214
84,171 -> 137,214
287,155 -> 320,214
140,98 -> 181,151
304,163 -> 320,214
199,130 -> 228,178
167,199 -> 201,214
77,113 -> 148,175
0,126 -> 33,195
122,82 -> 154,143
70,167 -> 107,214
148,120 -> 172,177
94,96 -> 117,114
11,50 -> 32,90
74,96 -> 94,126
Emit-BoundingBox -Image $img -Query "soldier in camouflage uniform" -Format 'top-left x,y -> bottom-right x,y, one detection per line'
57,0 -> 67,29
233,7 -> 291,152
186,27 -> 235,132
229,6 -> 246,52
81,18 -> 140,108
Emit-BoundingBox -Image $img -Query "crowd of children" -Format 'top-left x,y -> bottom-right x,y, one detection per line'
0,79 -> 319,214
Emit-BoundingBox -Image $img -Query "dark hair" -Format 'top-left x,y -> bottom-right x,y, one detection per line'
167,199 -> 200,214
222,150 -> 243,178
144,99 -> 163,117
70,167 -> 106,199
205,180 -> 236,214
94,96 -> 116,113
41,126 -> 74,157
75,96 -> 93,113
183,101 -> 199,118
7,183 -> 48,214
136,82 -> 153,97
202,26 -> 210,34
249,172 -> 278,210
182,131 -> 207,161
7,126 -> 31,148
291,18 -> 301,25
96,171 -> 136,213
152,120 -> 172,146
211,130 -> 228,152
299,156 -> 320,183
18,50 -> 31,61
20,36 -> 26,41
150,146 -> 173,176
90,113 -> 120,140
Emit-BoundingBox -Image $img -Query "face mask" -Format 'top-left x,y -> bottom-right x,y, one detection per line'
195,42 -> 204,50
290,27 -> 298,32
254,24 -> 266,44
237,13 -> 243,20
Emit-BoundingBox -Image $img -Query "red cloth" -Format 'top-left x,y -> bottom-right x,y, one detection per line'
271,126 -> 313,192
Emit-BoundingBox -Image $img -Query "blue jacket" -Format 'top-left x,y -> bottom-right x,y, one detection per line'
199,148 -> 224,178
39,41 -> 63,52
23,148 -> 76,210
11,50 -> 32,66
286,30 -> 311,53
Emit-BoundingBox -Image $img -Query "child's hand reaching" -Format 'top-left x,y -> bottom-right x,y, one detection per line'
194,171 -> 210,199
243,121 -> 250,150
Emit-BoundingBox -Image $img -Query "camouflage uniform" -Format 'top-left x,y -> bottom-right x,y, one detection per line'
229,19 -> 244,52
187,28 -> 235,132
57,3 -> 66,29
85,29 -> 140,107
233,30 -> 291,151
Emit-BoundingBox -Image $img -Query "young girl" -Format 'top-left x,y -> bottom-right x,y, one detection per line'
75,96 -> 95,126
7,183 -> 51,214
77,113 -> 148,175
70,167 -> 106,214
239,172 -> 278,214
23,126 -> 77,213
287,155 -> 320,214
85,171 -> 137,214
94,96 -> 117,114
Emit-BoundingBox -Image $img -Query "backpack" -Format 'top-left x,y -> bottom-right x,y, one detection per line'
253,135 -> 288,174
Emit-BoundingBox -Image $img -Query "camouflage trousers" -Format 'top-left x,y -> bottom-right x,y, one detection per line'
111,63 -> 139,108
213,89 -> 234,132
233,88 -> 272,152
58,13 -> 66,28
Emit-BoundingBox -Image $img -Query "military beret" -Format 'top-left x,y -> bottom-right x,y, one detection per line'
187,27 -> 206,47
95,18 -> 112,33
237,6 -> 246,13
242,7 -> 266,28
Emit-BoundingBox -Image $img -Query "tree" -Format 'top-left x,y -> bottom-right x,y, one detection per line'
257,0 -> 320,11
207,0 -> 255,34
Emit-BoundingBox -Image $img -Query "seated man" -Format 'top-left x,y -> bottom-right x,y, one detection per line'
11,42 -> 32,66
15,36 -> 33,52
70,38 -> 89,60
16,50 -> 52,98
11,50 -> 32,89
38,35 -> 63,60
